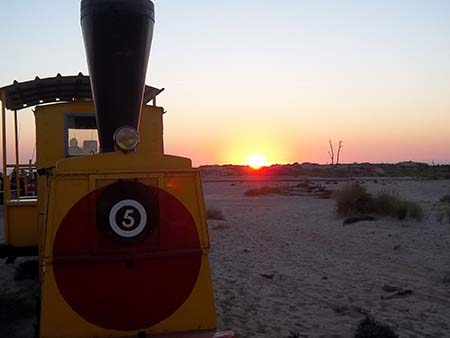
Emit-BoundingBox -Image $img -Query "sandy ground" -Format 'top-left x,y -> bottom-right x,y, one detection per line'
204,178 -> 450,338
0,206 -> 39,338
1,178 -> 450,337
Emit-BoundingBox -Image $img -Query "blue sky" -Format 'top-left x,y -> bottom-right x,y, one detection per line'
1,1 -> 450,165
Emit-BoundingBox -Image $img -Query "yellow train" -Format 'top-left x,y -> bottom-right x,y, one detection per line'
0,1 -> 234,337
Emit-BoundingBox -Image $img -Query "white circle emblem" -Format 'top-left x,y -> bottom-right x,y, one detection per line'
109,199 -> 147,238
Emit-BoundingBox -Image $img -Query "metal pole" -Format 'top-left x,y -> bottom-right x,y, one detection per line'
1,91 -> 6,183
1,91 -> 7,194
27,159 -> 32,196
14,110 -> 20,200
1,90 -> 9,242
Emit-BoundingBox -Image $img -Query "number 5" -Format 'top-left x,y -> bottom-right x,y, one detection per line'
122,209 -> 135,228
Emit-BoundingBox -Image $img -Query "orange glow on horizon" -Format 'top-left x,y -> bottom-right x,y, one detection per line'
218,131 -> 293,167
245,153 -> 269,170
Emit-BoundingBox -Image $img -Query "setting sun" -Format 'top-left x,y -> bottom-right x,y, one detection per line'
246,153 -> 269,170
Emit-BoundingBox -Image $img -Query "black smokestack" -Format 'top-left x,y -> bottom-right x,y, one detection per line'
81,0 -> 155,152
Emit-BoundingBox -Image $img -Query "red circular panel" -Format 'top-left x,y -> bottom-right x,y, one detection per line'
53,183 -> 202,331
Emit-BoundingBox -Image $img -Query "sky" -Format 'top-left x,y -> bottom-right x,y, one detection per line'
0,0 -> 449,166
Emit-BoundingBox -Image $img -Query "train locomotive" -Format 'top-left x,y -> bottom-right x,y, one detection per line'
0,1 -> 234,337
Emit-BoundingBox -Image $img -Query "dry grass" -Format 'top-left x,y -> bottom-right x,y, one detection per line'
442,271 -> 450,285
375,190 -> 423,221
334,183 -> 423,221
440,194 -> 450,203
244,186 -> 290,197
354,316 -> 399,338
333,183 -> 373,217
436,206 -> 450,224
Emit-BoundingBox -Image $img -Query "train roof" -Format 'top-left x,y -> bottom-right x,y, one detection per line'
0,73 -> 164,111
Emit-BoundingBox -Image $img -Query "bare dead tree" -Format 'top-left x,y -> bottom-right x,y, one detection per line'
336,140 -> 343,165
328,139 -> 334,165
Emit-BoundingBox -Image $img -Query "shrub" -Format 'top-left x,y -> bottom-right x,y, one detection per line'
354,316 -> 399,338
333,184 -> 423,221
442,271 -> 450,285
14,260 -> 38,281
374,190 -> 423,221
333,183 -> 374,217
206,207 -> 225,220
407,201 -> 423,221
373,190 -> 402,217
440,194 -> 450,203
438,207 -> 450,223
244,186 -> 289,197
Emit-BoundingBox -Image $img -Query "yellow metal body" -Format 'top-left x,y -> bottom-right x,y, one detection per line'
3,199 -> 38,246
34,101 -> 166,253
34,101 -> 164,169
1,100 -> 166,249
34,102 -> 217,337
1,190 -> 38,247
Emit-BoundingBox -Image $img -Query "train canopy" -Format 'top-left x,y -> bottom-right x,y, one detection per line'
0,73 -> 163,111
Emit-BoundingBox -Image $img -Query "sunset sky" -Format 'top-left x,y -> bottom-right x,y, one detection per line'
0,1 -> 449,166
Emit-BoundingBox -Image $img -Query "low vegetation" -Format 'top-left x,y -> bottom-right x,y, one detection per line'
439,194 -> 450,203
206,206 -> 225,220
354,316 -> 399,338
343,215 -> 376,225
244,182 -> 332,198
201,162 -> 450,179
334,183 -> 423,221
334,183 -> 373,216
244,186 -> 289,196
0,287 -> 38,335
14,260 -> 38,281
442,271 -> 450,285
375,190 -> 423,220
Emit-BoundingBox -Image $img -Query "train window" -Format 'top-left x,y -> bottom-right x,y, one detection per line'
65,114 -> 99,157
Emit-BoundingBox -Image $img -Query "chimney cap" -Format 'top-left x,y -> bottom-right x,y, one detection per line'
81,0 -> 155,21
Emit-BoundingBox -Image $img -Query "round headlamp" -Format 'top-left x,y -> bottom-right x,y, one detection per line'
114,126 -> 139,152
